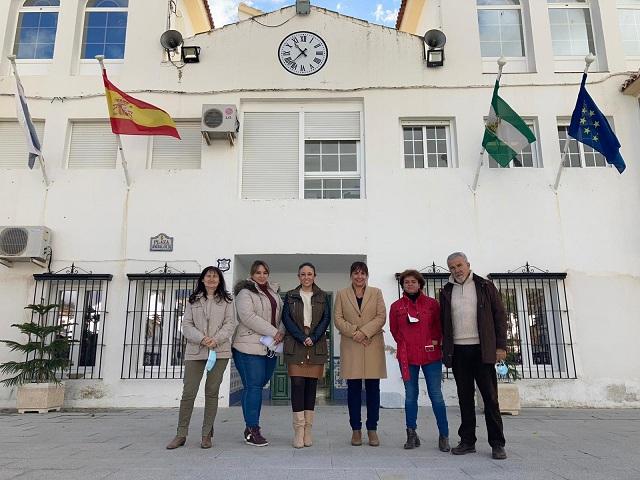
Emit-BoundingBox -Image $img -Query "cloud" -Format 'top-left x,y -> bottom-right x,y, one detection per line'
208,0 -> 241,26
336,2 -> 342,11
373,3 -> 398,24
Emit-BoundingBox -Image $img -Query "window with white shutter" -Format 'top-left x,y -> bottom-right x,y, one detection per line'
241,108 -> 362,200
68,121 -> 117,169
151,121 -> 201,169
0,120 -> 45,168
242,112 -> 300,199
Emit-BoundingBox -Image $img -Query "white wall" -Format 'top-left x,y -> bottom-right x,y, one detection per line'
0,2 -> 638,408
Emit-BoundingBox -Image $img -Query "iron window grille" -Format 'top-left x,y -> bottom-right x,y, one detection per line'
396,262 -> 576,380
122,265 -> 198,379
488,264 -> 576,379
32,265 -> 112,379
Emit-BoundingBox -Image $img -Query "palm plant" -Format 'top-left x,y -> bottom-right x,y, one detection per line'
0,303 -> 74,387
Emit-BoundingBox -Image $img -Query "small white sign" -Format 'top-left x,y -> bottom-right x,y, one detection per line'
150,233 -> 174,252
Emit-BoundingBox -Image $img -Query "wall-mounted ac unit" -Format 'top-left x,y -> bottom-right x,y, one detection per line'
201,104 -> 238,145
0,226 -> 51,262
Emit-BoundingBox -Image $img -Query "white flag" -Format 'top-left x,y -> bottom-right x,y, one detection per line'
14,75 -> 42,169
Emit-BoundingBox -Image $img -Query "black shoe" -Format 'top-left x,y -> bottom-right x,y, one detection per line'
438,435 -> 450,452
403,428 -> 419,450
492,446 -> 507,460
245,426 -> 268,447
451,442 -> 476,455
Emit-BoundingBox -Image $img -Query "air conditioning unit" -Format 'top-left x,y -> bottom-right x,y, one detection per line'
201,104 -> 238,145
0,226 -> 51,262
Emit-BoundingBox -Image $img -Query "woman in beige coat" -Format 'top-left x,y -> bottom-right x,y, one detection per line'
232,260 -> 285,447
166,266 -> 236,450
334,261 -> 387,447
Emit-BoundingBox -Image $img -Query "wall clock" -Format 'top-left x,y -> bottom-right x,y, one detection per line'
278,31 -> 328,76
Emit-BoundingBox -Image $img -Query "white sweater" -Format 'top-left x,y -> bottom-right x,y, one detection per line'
450,272 -> 480,345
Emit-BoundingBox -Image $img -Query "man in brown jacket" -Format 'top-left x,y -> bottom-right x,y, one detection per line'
440,252 -> 508,460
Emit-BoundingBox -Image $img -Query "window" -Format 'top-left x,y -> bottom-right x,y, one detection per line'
557,124 -> 606,167
618,0 -> 640,57
68,121 -> 117,168
402,122 -> 453,169
151,121 -> 201,169
81,0 -> 128,60
477,0 -> 525,58
242,109 -> 362,199
122,272 -> 198,379
489,271 -> 576,379
489,120 -> 540,168
32,271 -> 112,379
0,120 -> 45,168
547,1 -> 595,57
304,141 -> 360,198
13,0 -> 60,60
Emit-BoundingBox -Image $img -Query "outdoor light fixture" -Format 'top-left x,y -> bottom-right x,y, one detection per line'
296,0 -> 310,15
423,29 -> 446,68
181,46 -> 201,64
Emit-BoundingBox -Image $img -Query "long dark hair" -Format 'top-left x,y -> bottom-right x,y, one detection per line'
189,266 -> 232,304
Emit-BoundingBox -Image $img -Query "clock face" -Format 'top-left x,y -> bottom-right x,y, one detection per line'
278,31 -> 328,76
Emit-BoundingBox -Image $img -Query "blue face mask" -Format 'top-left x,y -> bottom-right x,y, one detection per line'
496,362 -> 508,376
206,350 -> 217,372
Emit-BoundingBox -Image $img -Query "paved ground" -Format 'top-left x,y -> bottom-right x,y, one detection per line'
1,406 -> 639,480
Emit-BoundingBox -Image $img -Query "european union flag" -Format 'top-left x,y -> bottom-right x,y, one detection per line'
568,73 -> 626,173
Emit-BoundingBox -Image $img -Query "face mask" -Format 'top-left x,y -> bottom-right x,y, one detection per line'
495,361 -> 508,376
408,314 -> 419,324
206,350 -> 217,372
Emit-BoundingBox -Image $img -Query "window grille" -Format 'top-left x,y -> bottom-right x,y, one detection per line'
477,0 -> 525,58
13,0 -> 60,60
122,267 -> 198,379
489,264 -> 576,379
32,266 -> 112,379
402,123 -> 453,169
81,0 -> 128,60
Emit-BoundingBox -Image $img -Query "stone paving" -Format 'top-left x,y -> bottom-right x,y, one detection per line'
1,406 -> 639,480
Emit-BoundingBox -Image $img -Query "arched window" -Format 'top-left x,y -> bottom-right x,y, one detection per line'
81,0 -> 128,59
13,0 -> 61,60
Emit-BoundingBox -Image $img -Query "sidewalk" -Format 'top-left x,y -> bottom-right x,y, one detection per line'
1,406 -> 639,480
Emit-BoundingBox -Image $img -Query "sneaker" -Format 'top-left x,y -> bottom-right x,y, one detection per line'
492,446 -> 507,460
451,442 -> 476,455
245,426 -> 268,447
438,435 -> 451,452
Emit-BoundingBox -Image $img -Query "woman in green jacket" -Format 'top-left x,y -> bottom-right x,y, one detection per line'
282,262 -> 331,448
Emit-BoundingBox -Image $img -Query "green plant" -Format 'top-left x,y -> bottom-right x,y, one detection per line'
0,303 -> 74,387
498,351 -> 521,383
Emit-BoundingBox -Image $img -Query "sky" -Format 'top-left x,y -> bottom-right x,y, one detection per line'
207,0 -> 401,28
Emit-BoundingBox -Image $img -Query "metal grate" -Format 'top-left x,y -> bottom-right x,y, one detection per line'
0,227 -> 28,255
489,266 -> 576,379
122,269 -> 198,379
32,268 -> 112,379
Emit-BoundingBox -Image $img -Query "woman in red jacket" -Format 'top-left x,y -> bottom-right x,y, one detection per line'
390,269 -> 449,451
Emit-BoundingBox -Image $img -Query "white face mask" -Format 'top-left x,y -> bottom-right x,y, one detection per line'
408,314 -> 419,324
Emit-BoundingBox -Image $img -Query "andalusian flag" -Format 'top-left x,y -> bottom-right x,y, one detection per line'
482,80 -> 535,167
102,69 -> 180,139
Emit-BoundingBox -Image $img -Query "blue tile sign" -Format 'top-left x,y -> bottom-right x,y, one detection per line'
149,233 -> 173,252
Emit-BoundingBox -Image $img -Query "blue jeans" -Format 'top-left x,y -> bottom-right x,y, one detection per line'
347,379 -> 380,431
403,361 -> 449,436
232,349 -> 277,428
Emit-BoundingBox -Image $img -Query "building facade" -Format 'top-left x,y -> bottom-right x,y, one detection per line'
0,0 -> 639,409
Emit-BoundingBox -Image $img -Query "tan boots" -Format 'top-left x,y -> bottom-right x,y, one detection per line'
303,410 -> 314,447
292,411 -> 305,448
293,410 -> 315,448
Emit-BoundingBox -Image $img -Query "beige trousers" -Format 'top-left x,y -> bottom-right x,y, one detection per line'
177,358 -> 229,437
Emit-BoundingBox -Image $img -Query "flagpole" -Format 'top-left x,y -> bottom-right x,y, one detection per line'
552,53 -> 595,191
7,55 -> 50,187
96,55 -> 131,187
471,57 -> 506,193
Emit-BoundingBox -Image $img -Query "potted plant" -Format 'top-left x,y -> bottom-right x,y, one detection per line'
0,303 -> 74,413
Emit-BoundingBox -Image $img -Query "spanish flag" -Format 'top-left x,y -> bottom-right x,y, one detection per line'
102,69 -> 180,139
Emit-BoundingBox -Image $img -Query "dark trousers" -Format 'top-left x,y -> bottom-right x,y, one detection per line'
451,345 -> 505,448
347,379 -> 380,431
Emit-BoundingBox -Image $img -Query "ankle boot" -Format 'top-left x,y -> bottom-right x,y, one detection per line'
303,410 -> 314,447
404,428 -> 419,450
166,435 -> 186,450
292,411 -> 305,448
351,430 -> 362,446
